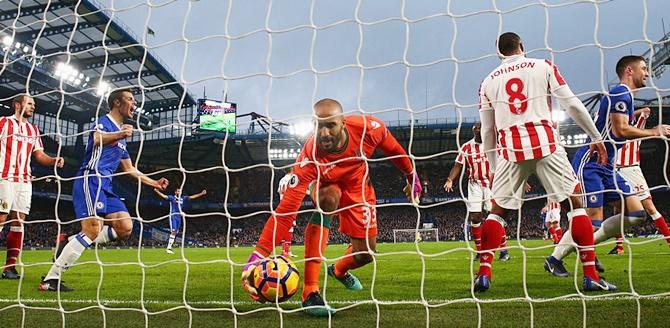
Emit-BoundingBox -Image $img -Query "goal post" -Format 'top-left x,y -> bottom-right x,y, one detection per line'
393,228 -> 439,243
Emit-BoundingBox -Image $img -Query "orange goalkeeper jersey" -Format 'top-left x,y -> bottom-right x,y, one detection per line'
258,115 -> 413,246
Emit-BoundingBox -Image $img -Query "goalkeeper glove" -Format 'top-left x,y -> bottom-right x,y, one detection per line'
241,251 -> 267,303
403,171 -> 422,204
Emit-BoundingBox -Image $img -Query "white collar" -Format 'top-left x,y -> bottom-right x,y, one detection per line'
106,114 -> 122,130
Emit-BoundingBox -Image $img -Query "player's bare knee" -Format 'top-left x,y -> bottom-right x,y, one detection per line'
317,185 -> 341,212
112,223 -> 133,240
564,196 -> 583,211
81,220 -> 101,240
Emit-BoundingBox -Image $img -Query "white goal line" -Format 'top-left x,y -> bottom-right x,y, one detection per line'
1,294 -> 668,308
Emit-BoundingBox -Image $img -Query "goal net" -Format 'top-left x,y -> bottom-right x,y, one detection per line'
1,0 -> 669,327
393,228 -> 439,243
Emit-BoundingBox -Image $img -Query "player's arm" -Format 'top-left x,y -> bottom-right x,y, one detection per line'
32,150 -> 64,168
242,160 -> 316,301
92,124 -> 133,147
153,188 -> 168,200
547,61 -> 607,164
118,158 -> 169,190
187,189 -> 207,200
372,120 -> 421,202
633,107 -> 650,119
443,162 -> 463,192
610,112 -> 670,139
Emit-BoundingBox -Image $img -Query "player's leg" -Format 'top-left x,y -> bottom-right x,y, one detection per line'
619,166 -> 670,244
329,176 -> 378,292
0,179 -> 15,278
166,215 -> 180,254
538,153 -> 614,291
594,194 -> 646,245
301,183 -> 339,316
40,216 -> 99,292
474,158 -> 528,292
329,202 -> 377,292
466,181 -> 484,256
547,161 -> 605,265
281,221 -> 296,257
593,172 -> 646,245
642,198 -> 670,245
2,210 -> 25,279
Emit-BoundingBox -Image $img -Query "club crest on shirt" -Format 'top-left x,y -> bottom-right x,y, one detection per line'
288,174 -> 299,188
0,200 -> 7,210
589,195 -> 598,203
96,202 -> 104,210
614,101 -> 627,113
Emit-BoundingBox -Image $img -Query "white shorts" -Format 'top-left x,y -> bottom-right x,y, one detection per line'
0,180 -> 32,215
466,181 -> 492,213
492,149 -> 579,210
617,166 -> 651,201
545,208 -> 561,224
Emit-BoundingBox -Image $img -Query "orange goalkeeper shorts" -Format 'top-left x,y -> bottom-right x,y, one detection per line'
310,177 -> 377,239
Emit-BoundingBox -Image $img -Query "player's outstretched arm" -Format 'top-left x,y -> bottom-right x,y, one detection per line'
374,123 -> 421,202
153,188 -> 168,200
188,189 -> 207,200
119,159 -> 169,190
92,124 -> 133,147
33,150 -> 64,168
611,113 -> 670,139
444,162 -> 463,192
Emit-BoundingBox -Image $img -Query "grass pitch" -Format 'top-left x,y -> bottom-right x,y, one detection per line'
1,239 -> 669,327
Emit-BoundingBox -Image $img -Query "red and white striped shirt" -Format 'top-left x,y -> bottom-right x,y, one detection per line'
455,139 -> 491,187
616,113 -> 648,167
0,116 -> 44,183
479,56 -> 566,162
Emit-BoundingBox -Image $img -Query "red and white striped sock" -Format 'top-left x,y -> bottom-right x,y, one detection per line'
477,215 -> 506,280
651,212 -> 670,245
568,209 -> 599,281
471,223 -> 482,252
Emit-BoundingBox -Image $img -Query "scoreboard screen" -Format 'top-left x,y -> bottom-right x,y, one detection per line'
196,99 -> 236,133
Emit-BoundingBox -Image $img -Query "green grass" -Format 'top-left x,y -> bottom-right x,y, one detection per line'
1,239 -> 670,327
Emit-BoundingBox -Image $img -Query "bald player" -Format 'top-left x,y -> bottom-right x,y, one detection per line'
241,98 -> 421,316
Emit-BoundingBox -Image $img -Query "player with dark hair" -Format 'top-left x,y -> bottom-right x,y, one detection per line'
39,88 -> 169,292
241,98 -> 421,316
476,32 -> 613,292
154,187 -> 207,254
545,56 -> 670,276
0,94 -> 64,279
443,123 -> 514,261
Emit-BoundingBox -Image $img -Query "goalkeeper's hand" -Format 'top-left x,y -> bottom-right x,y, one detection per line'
277,173 -> 294,199
241,252 -> 267,303
403,171 -> 422,204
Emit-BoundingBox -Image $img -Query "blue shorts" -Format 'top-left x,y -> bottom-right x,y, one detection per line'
169,215 -> 182,232
72,174 -> 128,219
574,162 -> 632,208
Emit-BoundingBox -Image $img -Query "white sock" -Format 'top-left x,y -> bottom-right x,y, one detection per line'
94,226 -> 118,245
167,235 -> 175,249
45,233 -> 92,281
594,212 -> 645,244
551,230 -> 575,261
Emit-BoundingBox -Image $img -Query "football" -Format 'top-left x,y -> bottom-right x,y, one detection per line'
253,256 -> 300,302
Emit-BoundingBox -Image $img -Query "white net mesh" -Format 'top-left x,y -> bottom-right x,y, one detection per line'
1,0 -> 670,326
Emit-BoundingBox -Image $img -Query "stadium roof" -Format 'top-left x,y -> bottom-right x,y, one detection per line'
0,0 -> 195,123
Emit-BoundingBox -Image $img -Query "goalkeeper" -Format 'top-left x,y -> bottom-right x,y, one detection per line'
241,98 -> 421,316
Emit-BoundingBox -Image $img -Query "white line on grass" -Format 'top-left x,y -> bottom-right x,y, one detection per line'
1,295 -> 669,307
